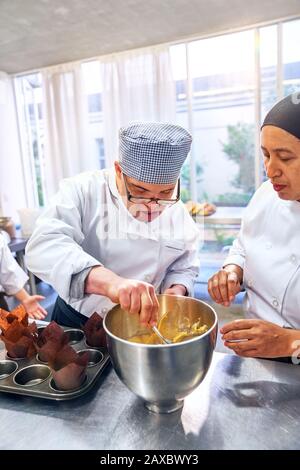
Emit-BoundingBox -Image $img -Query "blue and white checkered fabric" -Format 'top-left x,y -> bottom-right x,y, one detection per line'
119,122 -> 192,184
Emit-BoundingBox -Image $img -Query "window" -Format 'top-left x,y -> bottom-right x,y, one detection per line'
82,61 -> 106,170
260,25 -> 278,118
171,33 -> 257,208
14,73 -> 45,207
96,138 -> 106,169
170,44 -> 190,202
283,19 -> 300,96
189,30 -> 256,207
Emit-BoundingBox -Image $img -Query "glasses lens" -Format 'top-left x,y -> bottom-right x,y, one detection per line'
157,200 -> 175,206
130,197 -> 177,206
130,198 -> 152,204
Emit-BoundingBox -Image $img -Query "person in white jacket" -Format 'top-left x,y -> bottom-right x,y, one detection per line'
26,122 -> 200,328
208,93 -> 300,360
0,233 -> 47,319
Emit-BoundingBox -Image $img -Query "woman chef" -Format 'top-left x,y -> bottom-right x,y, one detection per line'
208,93 -> 300,360
25,122 -> 200,328
0,232 -> 47,319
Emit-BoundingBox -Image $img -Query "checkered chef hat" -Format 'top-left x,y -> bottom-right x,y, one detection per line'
119,122 -> 192,184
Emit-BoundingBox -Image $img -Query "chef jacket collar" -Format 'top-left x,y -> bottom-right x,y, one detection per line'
280,198 -> 300,212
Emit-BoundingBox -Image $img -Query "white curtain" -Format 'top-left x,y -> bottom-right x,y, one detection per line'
42,63 -> 98,198
0,72 -> 27,221
101,45 -> 176,166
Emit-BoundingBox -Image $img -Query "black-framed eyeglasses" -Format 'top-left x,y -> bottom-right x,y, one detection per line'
122,174 -> 180,207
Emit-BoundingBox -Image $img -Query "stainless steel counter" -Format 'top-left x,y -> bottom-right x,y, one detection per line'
1,347 -> 300,450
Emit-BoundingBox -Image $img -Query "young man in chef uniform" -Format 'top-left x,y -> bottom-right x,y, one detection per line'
25,122 -> 200,328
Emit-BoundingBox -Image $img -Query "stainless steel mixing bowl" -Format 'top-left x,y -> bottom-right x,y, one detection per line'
103,294 -> 218,413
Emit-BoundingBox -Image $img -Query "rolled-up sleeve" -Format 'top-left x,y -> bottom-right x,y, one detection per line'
70,266 -> 94,300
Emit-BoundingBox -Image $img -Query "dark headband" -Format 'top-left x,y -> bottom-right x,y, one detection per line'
261,93 -> 300,140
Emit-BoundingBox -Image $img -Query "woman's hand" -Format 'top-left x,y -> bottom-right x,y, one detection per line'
208,265 -> 243,306
221,319 -> 299,358
22,295 -> 47,320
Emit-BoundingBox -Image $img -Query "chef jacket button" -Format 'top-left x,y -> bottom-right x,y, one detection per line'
265,243 -> 272,250
248,280 -> 253,287
144,274 -> 152,282
101,308 -> 108,315
272,299 -> 279,308
290,254 -> 297,264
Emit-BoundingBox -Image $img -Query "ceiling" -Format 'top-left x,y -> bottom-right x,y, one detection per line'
0,0 -> 300,74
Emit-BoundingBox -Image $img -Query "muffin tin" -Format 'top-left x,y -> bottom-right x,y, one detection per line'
0,326 -> 110,400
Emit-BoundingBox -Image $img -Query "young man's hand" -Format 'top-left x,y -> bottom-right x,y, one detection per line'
107,278 -> 159,327
85,266 -> 159,326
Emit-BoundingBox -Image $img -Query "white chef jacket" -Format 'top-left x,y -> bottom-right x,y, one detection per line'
0,233 -> 28,295
224,180 -> 300,328
25,168 -> 200,318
